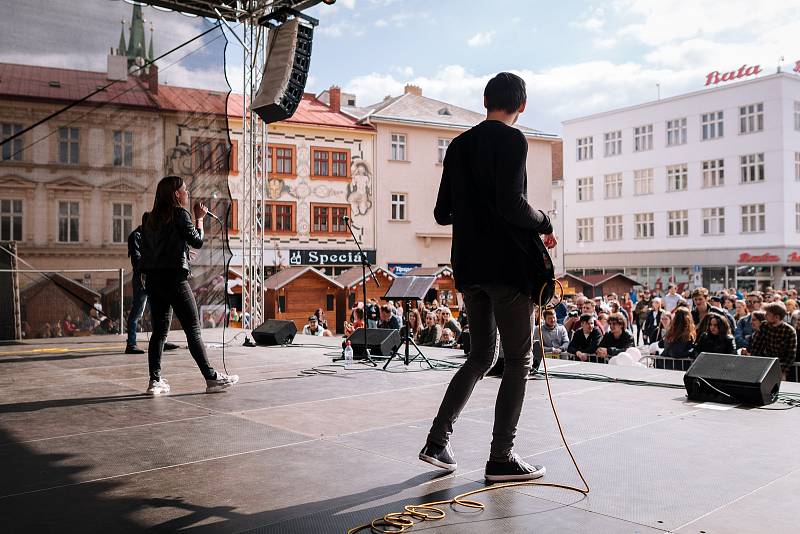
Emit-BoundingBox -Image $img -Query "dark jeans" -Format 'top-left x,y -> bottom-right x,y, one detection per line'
127,273 -> 148,348
427,284 -> 534,462
145,272 -> 216,382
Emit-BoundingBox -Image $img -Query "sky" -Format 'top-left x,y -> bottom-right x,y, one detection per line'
2,0 -> 800,134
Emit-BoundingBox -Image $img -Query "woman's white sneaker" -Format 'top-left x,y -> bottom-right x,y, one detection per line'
146,378 -> 170,395
206,372 -> 239,393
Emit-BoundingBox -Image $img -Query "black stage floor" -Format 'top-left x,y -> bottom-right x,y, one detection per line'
1,330 -> 799,533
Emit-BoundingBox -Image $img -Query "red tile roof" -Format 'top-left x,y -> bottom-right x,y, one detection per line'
0,63 -> 372,130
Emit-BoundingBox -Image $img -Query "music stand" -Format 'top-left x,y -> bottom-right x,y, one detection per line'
382,275 -> 436,369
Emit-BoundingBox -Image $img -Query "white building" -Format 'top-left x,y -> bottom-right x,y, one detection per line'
562,71 -> 800,293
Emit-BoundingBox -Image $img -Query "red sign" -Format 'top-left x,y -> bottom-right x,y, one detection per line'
788,252 -> 800,263
705,64 -> 762,86
739,252 -> 779,263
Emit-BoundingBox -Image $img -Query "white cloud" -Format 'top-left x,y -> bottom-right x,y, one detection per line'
338,0 -> 357,8
593,37 -> 617,49
467,31 -> 495,47
318,21 -> 365,38
395,65 -> 414,77
572,7 -> 605,31
374,19 -> 388,27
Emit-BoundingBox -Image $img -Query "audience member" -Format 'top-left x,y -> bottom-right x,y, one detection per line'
344,307 -> 365,337
745,302 -> 797,377
661,307 -> 696,358
694,312 -> 736,355
633,289 -> 653,344
735,292 -> 763,349
567,314 -> 603,361
378,304 -> 401,329
734,299 -> 748,321
302,315 -> 324,336
436,328 -> 458,348
314,308 -> 329,331
663,284 -> 681,312
400,309 -> 423,342
691,287 -> 734,335
418,312 -> 442,346
643,297 -> 663,344
533,308 -> 569,356
439,307 -> 462,338
596,313 -> 634,359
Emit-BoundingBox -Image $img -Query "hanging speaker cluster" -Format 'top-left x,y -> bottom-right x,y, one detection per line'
251,18 -> 313,124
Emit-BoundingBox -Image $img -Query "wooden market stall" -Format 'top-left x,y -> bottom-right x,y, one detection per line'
265,266 -> 344,333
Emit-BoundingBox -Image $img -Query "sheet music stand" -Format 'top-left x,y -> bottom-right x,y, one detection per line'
382,275 -> 436,369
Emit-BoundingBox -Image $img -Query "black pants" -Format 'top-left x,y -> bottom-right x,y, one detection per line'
145,271 -> 216,382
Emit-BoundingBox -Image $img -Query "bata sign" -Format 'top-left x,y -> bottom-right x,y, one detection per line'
738,252 -> 779,263
705,64 -> 763,86
788,252 -> 800,263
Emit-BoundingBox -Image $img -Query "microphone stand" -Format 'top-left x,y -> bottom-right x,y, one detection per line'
344,216 -> 378,367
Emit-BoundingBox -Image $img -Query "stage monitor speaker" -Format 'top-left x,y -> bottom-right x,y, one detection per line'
347,328 -> 401,357
253,319 -> 297,346
684,352 -> 781,406
251,18 -> 313,124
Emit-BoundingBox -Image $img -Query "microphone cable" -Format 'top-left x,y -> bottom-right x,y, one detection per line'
348,279 -> 591,534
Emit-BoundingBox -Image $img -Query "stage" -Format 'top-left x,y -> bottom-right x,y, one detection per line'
1,331 -> 799,533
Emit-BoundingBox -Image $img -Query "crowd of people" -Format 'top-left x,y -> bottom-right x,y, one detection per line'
549,284 -> 798,379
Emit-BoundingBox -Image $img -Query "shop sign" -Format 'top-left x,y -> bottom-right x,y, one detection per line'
388,263 -> 422,276
788,252 -> 800,263
289,249 -> 376,266
738,252 -> 779,263
705,64 -> 762,86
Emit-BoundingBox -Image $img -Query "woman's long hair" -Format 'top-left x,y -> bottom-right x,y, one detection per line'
666,307 -> 696,344
147,176 -> 184,231
407,309 -> 422,337
702,312 -> 731,339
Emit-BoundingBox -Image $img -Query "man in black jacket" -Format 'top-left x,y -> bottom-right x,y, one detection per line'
567,314 -> 603,359
419,72 -> 557,483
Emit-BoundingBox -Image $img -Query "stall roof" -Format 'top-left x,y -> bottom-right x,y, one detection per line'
405,266 -> 453,278
265,266 -> 343,290
335,266 -> 395,289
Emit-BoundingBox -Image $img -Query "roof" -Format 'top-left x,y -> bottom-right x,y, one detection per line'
265,266 -> 343,290
355,92 -> 558,140
566,273 -> 641,287
22,273 -> 101,306
406,266 -> 453,277
279,93 -> 373,131
335,266 -> 395,289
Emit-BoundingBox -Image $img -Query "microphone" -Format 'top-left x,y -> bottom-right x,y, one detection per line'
343,215 -> 350,224
205,211 -> 222,223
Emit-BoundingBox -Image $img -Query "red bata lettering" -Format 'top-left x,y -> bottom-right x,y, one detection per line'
788,252 -> 800,262
705,64 -> 762,86
738,252 -> 779,263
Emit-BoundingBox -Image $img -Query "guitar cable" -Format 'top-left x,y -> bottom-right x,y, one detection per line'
347,279 -> 591,534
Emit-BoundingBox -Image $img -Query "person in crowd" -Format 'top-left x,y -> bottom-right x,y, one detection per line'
661,307 -> 696,359
694,312 -> 736,355
554,297 -> 568,325
533,308 -> 569,356
634,289 -> 653,344
643,297 -> 663,344
563,295 -> 588,333
721,295 -> 736,316
663,284 -> 681,312
651,311 -> 672,349
750,310 -> 766,337
620,294 -> 634,329
344,307 -> 365,337
62,314 -> 77,336
596,313 -> 634,360
568,299 -> 603,335
302,315 -> 324,336
139,175 -> 238,395
567,314 -> 603,361
418,311 -> 442,346
436,328 -> 458,349
734,299 -> 748,321
597,312 -> 610,334
735,292 -> 763,350
608,301 -> 630,328
400,309 -> 423,342
784,299 -> 797,324
794,314 -> 800,370
378,304 -> 401,330
314,308 -> 329,331
440,307 -> 462,339
53,321 -> 63,337
365,299 -> 379,328
691,287 -> 734,335
745,302 -> 797,378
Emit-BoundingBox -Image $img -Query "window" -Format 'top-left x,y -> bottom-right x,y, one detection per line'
604,173 -> 622,198
437,138 -> 450,163
741,204 -> 765,233
795,101 -> 800,131
576,217 -> 593,242
666,118 -> 687,146
193,138 -> 230,174
604,130 -> 622,157
198,197 -> 239,234
702,159 -> 725,188
0,199 -> 22,241
58,201 -> 79,242
391,133 -> 406,161
112,203 -> 133,243
667,164 -> 688,192
796,204 -> 800,233
1,123 -> 23,161
634,168 -> 653,195
311,204 -> 350,235
633,124 -> 653,152
667,210 -> 688,237
740,153 -> 765,183
702,207 -> 725,235
795,152 -> 800,181
113,130 -> 133,167
274,146 -> 293,175
604,215 -> 623,241
58,127 -> 79,164
701,111 -> 724,140
264,202 -> 295,233
634,212 -> 654,239
739,102 -> 764,134
391,193 -> 407,221
576,176 -> 593,201
576,136 -> 593,161
312,147 -> 349,179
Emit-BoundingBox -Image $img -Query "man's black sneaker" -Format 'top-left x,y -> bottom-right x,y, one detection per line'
419,442 -> 457,472
125,345 -> 145,354
164,342 -> 179,351
485,454 -> 546,482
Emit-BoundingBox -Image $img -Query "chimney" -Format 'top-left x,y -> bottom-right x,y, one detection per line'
404,84 -> 422,96
107,50 -> 128,81
328,85 -> 341,112
143,64 -> 159,94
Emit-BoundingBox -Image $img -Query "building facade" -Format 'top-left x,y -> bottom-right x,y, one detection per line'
563,72 -> 800,292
